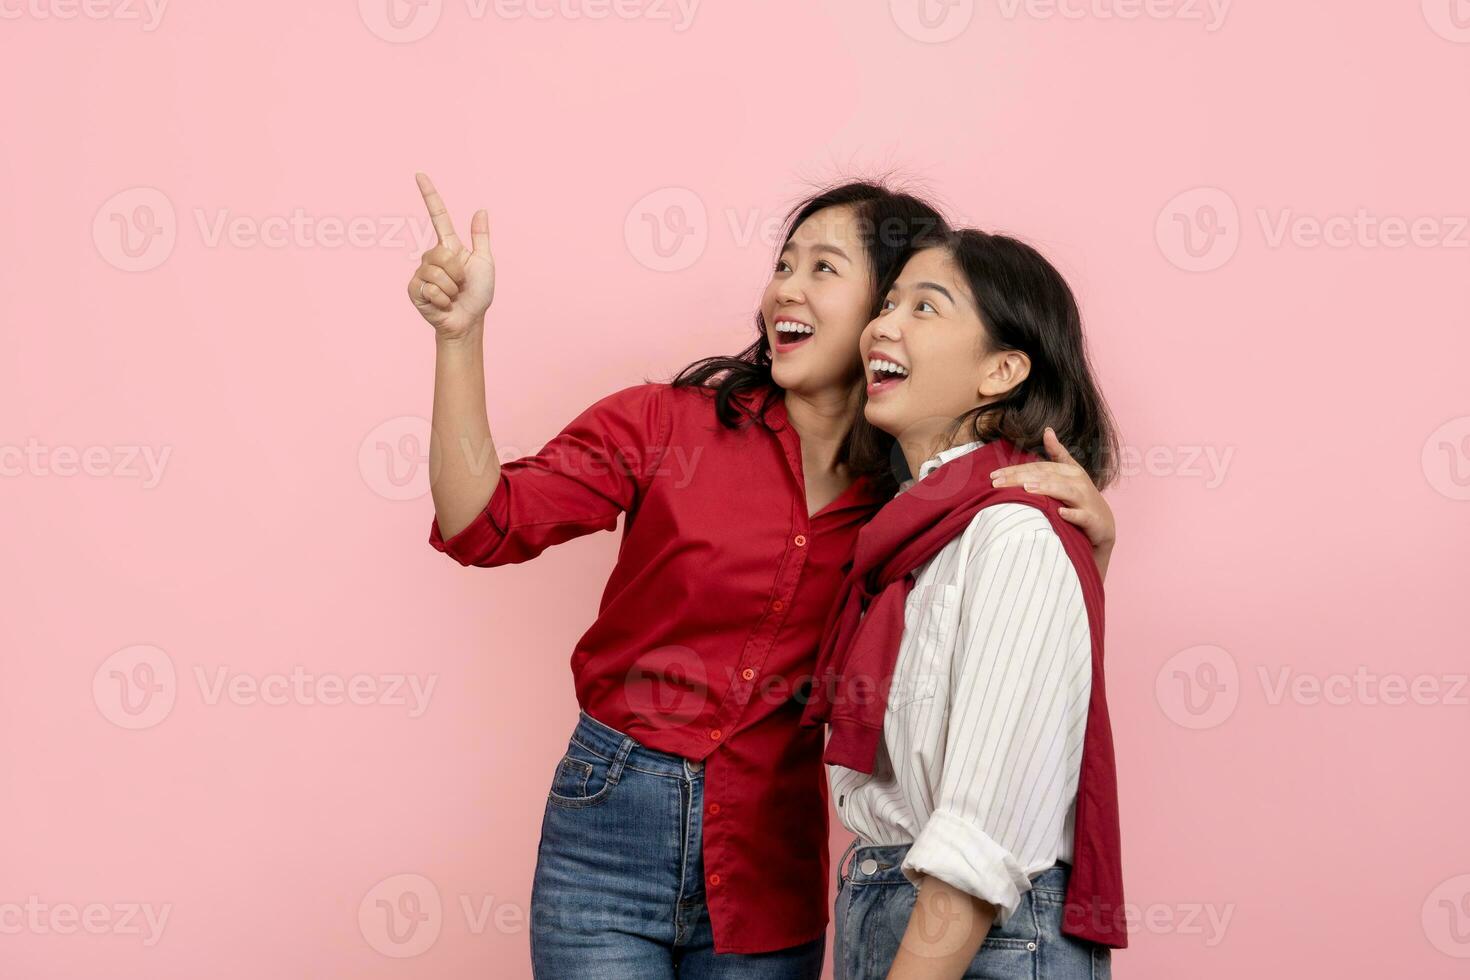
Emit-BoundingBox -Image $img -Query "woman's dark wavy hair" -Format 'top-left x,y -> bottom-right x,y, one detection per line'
912,227 -> 1120,488
670,181 -> 948,496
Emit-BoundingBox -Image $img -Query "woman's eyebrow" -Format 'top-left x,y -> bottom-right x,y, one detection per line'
812,243 -> 850,261
786,241 -> 851,261
914,281 -> 954,303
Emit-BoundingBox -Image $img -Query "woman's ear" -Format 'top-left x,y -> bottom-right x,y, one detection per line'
977,349 -> 1031,399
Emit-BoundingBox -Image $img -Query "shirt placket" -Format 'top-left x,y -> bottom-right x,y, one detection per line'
715,423 -> 812,730
699,418 -> 814,922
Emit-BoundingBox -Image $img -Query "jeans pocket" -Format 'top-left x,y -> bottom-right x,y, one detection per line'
549,755 -> 592,799
546,738 -> 619,809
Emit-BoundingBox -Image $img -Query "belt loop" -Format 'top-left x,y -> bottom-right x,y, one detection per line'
607,735 -> 635,785
838,836 -> 860,888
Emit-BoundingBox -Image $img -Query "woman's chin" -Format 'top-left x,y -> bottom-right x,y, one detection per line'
862,399 -> 903,435
769,360 -> 800,391
770,359 -> 833,395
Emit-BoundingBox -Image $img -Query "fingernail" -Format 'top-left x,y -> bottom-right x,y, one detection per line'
1024,482 -> 1039,492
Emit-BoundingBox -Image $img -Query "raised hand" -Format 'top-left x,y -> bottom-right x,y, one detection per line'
991,426 -> 1116,575
407,172 -> 495,342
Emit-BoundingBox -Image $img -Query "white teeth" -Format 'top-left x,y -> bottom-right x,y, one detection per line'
775,319 -> 814,334
867,358 -> 909,379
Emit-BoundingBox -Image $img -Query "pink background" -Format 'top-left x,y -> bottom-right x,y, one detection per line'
4,1 -> 1469,976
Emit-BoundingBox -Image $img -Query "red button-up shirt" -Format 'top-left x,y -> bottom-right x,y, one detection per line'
429,382 -> 884,954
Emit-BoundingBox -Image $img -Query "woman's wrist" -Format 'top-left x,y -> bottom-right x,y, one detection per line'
436,322 -> 485,355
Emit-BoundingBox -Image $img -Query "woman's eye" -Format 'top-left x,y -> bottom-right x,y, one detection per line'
880,299 -> 896,312
916,300 -> 936,314
774,259 -> 790,273
817,261 -> 836,273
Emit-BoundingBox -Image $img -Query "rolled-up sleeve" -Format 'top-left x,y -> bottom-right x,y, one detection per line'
899,504 -> 1092,924
429,383 -> 670,567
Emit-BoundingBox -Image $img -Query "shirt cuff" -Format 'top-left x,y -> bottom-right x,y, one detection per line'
427,478 -> 511,566
900,807 -> 1033,924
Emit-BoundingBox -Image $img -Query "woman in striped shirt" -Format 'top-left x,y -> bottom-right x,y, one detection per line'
820,228 -> 1124,979
410,172 -> 1119,977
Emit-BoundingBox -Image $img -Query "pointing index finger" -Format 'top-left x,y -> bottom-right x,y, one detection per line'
415,172 -> 461,249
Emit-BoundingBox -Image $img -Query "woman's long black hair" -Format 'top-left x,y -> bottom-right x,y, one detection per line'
670,180 -> 948,495
918,227 -> 1121,488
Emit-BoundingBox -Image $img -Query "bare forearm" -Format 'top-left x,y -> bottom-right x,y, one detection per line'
1094,540 -> 1112,582
885,875 -> 996,980
430,329 -> 500,539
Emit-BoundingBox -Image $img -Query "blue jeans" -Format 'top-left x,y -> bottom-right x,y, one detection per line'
529,710 -> 826,979
833,840 -> 1111,980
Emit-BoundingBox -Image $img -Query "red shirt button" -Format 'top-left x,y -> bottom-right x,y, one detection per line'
708,803 -> 720,815
741,668 -> 755,681
709,729 -> 722,741
794,534 -> 807,547
772,599 -> 784,611
709,873 -> 721,886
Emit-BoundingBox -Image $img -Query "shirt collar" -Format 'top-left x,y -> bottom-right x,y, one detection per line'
732,384 -> 787,430
897,440 -> 987,495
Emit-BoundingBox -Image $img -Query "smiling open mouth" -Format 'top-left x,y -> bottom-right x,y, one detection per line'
773,318 -> 815,351
866,356 -> 909,396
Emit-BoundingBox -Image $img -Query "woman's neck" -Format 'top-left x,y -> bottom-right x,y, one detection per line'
784,383 -> 861,475
897,427 -> 969,486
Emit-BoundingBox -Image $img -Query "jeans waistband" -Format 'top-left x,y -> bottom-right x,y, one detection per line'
846,840 -> 1070,894
571,709 -> 703,779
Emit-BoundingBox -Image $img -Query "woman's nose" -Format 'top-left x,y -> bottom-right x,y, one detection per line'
871,315 -> 902,342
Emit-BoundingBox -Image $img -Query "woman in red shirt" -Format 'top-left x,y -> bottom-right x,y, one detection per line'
406,175 -> 1116,979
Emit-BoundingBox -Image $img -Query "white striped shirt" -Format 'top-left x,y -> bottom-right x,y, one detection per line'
828,440 -> 1093,923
